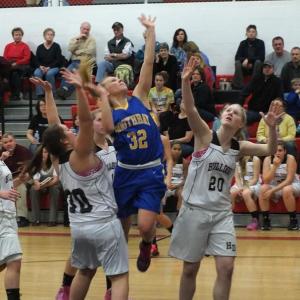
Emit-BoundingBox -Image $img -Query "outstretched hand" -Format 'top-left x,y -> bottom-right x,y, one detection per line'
260,101 -> 285,128
84,82 -> 109,99
182,56 -> 198,81
138,14 -> 156,29
60,68 -> 83,88
29,77 -> 52,92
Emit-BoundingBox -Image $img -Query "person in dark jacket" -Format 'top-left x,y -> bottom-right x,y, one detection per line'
239,61 -> 283,125
33,28 -> 63,99
153,42 -> 179,91
232,24 -> 265,90
95,22 -> 134,83
281,47 -> 300,92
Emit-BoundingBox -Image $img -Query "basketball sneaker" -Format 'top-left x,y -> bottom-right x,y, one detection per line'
288,219 -> 299,231
56,286 -> 70,300
261,218 -> 271,231
151,243 -> 160,257
246,218 -> 258,231
137,241 -> 152,272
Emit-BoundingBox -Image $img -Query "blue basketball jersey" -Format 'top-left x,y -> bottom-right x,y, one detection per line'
112,96 -> 163,165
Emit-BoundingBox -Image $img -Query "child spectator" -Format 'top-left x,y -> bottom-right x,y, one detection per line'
230,156 -> 261,230
26,145 -> 61,226
284,78 -> 300,122
259,142 -> 300,230
148,71 -> 174,114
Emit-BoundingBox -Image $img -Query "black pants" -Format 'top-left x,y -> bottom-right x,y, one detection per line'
9,65 -> 31,97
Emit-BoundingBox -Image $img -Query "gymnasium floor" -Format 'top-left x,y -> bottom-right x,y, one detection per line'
1,226 -> 300,299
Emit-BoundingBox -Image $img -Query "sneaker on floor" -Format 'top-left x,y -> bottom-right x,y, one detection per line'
137,241 -> 152,272
246,218 -> 258,231
151,243 -> 160,257
56,286 -> 70,300
261,218 -> 271,231
104,288 -> 111,300
288,219 -> 299,231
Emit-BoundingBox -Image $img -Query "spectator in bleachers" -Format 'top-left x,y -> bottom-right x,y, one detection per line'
56,22 -> 96,99
281,47 -> 300,92
95,21 -> 134,84
3,27 -> 31,101
191,65 -> 216,122
0,56 -> 11,97
256,98 -> 296,157
26,145 -> 61,226
71,112 -> 79,135
193,52 -> 215,91
161,100 -> 194,158
182,41 -> 210,66
259,142 -> 300,230
284,78 -> 300,122
232,24 -> 265,90
230,156 -> 261,230
265,36 -> 290,77
148,71 -> 174,114
33,28 -> 63,99
0,133 -> 32,227
153,42 -> 178,91
239,61 -> 283,125
26,99 -> 64,154
170,28 -> 188,72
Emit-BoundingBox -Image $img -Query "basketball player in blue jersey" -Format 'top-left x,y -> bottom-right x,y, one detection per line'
86,15 -> 165,272
169,57 -> 283,300
30,74 -> 129,300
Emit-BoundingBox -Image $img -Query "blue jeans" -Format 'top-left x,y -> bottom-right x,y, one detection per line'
34,67 -> 59,95
95,60 -> 114,83
60,60 -> 80,92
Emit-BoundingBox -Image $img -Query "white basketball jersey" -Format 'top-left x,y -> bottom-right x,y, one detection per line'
58,151 -> 118,224
95,141 -> 117,185
171,163 -> 184,185
0,160 -> 16,216
183,132 -> 239,211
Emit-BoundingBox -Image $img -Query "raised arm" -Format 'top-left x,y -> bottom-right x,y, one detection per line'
84,83 -> 114,134
30,78 -> 61,125
133,15 -> 156,102
181,56 -> 211,151
240,101 -> 282,157
60,69 -> 94,158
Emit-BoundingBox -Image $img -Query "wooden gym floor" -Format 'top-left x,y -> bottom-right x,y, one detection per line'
1,226 -> 300,300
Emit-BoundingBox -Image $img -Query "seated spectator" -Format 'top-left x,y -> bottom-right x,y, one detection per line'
182,41 -> 210,66
26,145 -> 61,226
191,66 -> 216,122
26,98 -> 64,154
193,52 -> 215,90
71,112 -> 79,135
148,71 -> 174,114
239,61 -> 283,125
57,22 -> 96,99
281,47 -> 300,92
153,42 -> 178,91
284,78 -> 300,122
161,100 -> 193,158
259,142 -> 300,231
256,98 -> 296,157
0,133 -> 32,227
0,56 -> 11,96
265,36 -> 290,77
95,21 -> 134,84
3,27 -> 31,101
134,31 -> 160,77
230,156 -> 261,230
232,25 -> 265,90
170,28 -> 188,72
33,28 -> 63,99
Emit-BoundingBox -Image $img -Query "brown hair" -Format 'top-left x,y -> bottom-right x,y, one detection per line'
42,124 -> 67,157
11,27 -> 24,36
